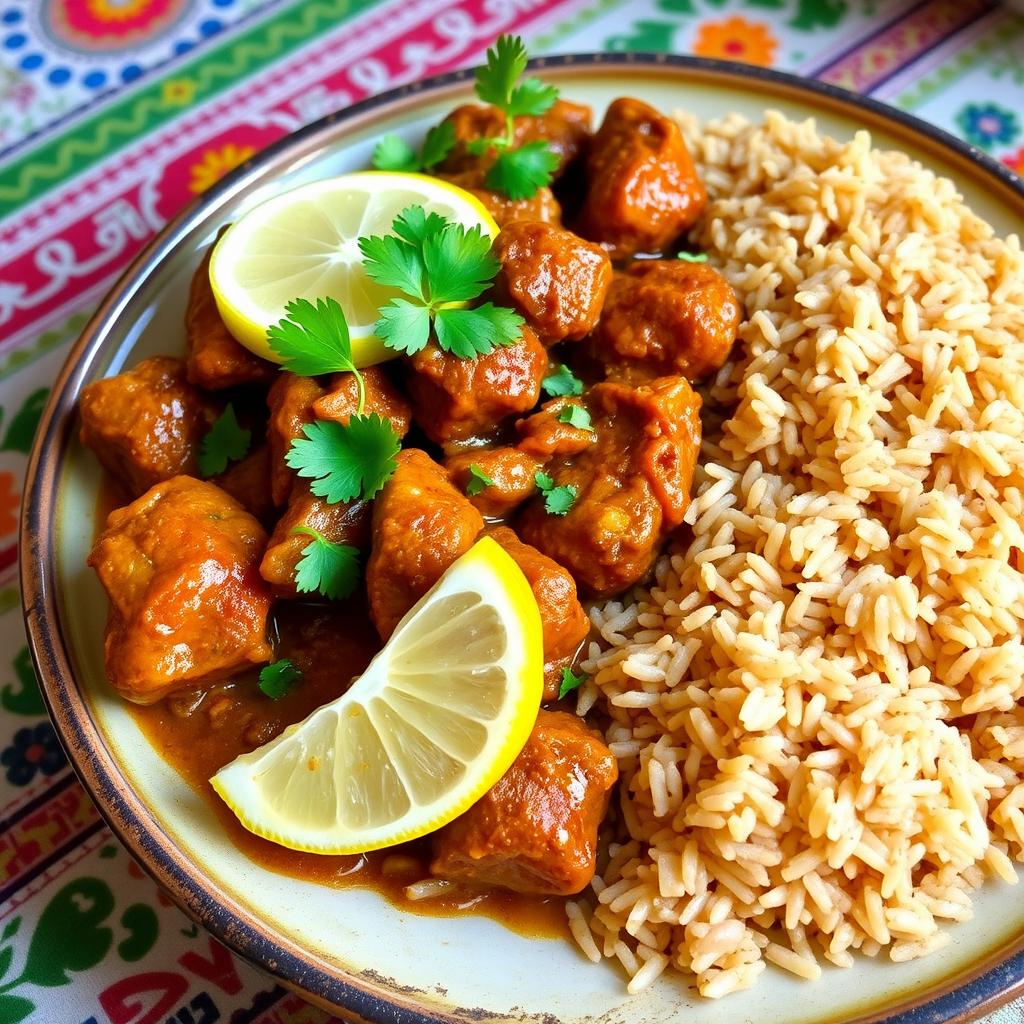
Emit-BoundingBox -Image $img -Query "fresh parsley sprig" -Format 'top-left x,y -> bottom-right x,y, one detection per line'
259,659 -> 302,700
465,464 -> 494,496
535,471 -> 577,516
542,363 -> 583,398
269,297 -> 401,503
558,667 -> 586,700
557,403 -> 593,432
359,206 -> 524,359
372,121 -> 456,173
199,403 -> 251,478
677,251 -> 709,263
467,35 -> 560,200
292,526 -> 360,600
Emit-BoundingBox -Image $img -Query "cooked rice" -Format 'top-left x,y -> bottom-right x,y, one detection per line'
572,111 -> 1024,997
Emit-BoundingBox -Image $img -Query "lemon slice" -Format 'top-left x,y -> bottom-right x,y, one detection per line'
211,537 -> 543,854
208,171 -> 498,367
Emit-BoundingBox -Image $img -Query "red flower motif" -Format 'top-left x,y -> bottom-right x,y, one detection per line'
1003,147 -> 1024,178
0,471 -> 19,538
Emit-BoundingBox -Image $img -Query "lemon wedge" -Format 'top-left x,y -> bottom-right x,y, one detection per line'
208,171 -> 498,367
211,537 -> 543,854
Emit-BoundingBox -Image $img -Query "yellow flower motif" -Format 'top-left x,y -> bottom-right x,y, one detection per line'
693,17 -> 778,68
162,78 -> 195,107
87,0 -> 155,22
188,143 -> 256,195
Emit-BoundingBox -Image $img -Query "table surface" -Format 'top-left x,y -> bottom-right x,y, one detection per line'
2,2 -> 1024,1022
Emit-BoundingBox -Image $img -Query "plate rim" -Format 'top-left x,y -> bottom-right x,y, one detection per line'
19,52 -> 1024,1024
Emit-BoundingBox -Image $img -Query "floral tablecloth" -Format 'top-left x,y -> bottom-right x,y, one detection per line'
2,2 -> 1024,1022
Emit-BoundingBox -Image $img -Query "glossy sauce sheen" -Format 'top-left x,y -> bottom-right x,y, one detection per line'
102,479 -> 567,938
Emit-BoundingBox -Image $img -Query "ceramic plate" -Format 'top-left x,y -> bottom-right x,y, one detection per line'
21,55 -> 1024,1024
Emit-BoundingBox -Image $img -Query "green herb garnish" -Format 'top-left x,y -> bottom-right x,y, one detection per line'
372,121 -> 456,173
359,206 -> 523,359
269,297 -> 401,501
558,667 -> 586,700
292,526 -> 360,600
468,35 -> 560,200
465,464 -> 495,496
557,403 -> 593,432
541,363 -> 584,398
677,251 -> 709,263
535,471 -> 577,516
198,403 -> 251,477
258,659 -> 302,700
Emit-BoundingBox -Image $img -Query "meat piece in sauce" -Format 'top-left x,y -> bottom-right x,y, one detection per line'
439,169 -> 562,229
516,397 -> 598,461
430,710 -> 617,895
215,444 -> 274,523
493,221 -> 612,344
487,526 -> 589,700
87,475 -> 272,704
578,98 -> 707,259
260,482 -> 370,597
79,356 -> 217,498
406,327 -> 547,445
445,447 -> 542,519
439,100 -> 591,179
591,261 -> 740,382
366,449 -> 485,639
519,376 -> 701,596
267,366 -> 411,505
185,241 -> 276,390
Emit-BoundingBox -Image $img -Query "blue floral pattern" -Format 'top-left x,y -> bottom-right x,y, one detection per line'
1,721 -> 66,786
955,102 -> 1020,150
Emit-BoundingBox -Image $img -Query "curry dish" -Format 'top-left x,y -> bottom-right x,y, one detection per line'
81,88 -> 737,913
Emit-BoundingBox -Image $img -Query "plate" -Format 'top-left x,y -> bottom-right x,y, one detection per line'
20,55 -> 1024,1024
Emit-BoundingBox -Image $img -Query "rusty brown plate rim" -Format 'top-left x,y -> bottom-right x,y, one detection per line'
19,53 -> 1024,1024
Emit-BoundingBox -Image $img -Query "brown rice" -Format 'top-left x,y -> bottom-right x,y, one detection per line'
571,111 -> 1024,997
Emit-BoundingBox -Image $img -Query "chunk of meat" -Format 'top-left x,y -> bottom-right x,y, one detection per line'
260,482 -> 370,597
430,710 -> 617,895
439,169 -> 561,229
444,447 -> 542,519
215,444 -> 273,523
266,373 -> 324,506
493,221 -> 611,344
519,376 -> 701,596
515,397 -> 598,461
79,357 -> 217,497
439,100 -> 591,178
312,366 -> 413,437
487,526 -> 589,700
578,97 -> 707,258
87,476 -> 272,704
185,241 -> 276,389
366,449 -> 485,639
591,261 -> 740,382
406,327 -> 547,445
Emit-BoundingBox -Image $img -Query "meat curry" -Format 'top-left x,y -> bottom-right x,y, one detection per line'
80,77 -> 741,924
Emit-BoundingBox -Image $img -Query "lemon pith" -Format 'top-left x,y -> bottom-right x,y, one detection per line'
207,171 -> 499,367
211,537 -> 543,854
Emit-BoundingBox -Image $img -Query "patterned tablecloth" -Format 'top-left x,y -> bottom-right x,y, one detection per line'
2,2 -> 1024,1022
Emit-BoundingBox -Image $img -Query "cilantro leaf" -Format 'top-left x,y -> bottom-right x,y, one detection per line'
434,304 -> 523,358
485,141 -> 559,201
557,403 -> 593,431
372,134 -> 419,172
358,233 -> 425,300
535,471 -> 577,516
542,363 -> 583,398
392,205 -> 448,248
558,667 -> 586,700
422,223 -> 499,303
375,299 -> 432,356
420,120 -> 457,170
292,526 -> 360,600
259,659 -> 302,700
286,413 -> 400,504
507,77 -> 558,118
465,464 -> 494,496
475,34 -> 529,109
267,297 -> 356,375
677,251 -> 709,263
199,404 -> 251,477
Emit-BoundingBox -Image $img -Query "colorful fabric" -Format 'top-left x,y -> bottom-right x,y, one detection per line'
2,2 -> 1024,1021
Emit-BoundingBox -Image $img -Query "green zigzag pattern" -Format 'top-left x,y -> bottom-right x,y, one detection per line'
0,0 -> 363,206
